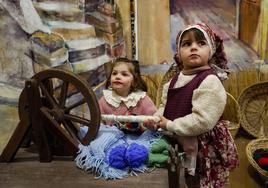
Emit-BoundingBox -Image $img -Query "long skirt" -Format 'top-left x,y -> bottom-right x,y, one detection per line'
196,120 -> 239,188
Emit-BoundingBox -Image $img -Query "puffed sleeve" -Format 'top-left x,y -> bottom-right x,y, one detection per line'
98,96 -> 106,114
140,95 -> 157,115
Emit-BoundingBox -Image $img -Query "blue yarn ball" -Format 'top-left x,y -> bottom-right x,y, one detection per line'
108,144 -> 127,169
125,143 -> 148,168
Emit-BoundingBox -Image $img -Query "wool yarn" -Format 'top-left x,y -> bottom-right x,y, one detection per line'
108,144 -> 127,169
125,143 -> 148,168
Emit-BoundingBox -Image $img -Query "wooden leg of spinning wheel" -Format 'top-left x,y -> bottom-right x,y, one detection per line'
264,181 -> 268,188
167,145 -> 186,188
40,107 -> 79,156
0,118 -> 31,162
26,79 -> 52,162
167,159 -> 179,188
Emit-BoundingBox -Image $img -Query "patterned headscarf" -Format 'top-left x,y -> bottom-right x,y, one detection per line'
174,23 -> 229,80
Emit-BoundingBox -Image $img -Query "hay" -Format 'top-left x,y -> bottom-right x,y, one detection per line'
141,73 -> 163,105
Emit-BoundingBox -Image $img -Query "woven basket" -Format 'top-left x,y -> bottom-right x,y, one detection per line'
246,138 -> 268,181
238,81 -> 268,181
238,81 -> 268,138
224,92 -> 240,138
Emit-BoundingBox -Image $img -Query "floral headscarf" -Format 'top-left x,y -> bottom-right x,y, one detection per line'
174,23 -> 229,80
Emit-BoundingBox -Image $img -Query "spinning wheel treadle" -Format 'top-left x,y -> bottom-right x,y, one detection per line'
0,68 -> 101,162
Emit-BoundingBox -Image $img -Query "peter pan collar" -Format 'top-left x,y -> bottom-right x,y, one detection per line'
103,89 -> 146,108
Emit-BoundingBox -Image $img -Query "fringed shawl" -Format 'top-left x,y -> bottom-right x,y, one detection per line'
75,125 -> 161,179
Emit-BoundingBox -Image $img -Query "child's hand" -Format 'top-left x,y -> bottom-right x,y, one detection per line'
144,116 -> 169,131
144,118 -> 158,130
158,116 -> 168,130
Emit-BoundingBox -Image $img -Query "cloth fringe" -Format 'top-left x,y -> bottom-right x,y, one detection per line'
75,125 -> 162,179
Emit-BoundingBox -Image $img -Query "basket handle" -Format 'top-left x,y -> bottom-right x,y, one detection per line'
226,92 -> 239,106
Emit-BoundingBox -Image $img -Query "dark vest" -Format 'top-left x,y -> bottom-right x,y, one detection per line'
163,69 -> 215,121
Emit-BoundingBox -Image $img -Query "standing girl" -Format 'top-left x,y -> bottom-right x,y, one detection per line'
145,23 -> 239,188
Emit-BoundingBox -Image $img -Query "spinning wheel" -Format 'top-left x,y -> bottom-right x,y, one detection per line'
0,68 -> 100,162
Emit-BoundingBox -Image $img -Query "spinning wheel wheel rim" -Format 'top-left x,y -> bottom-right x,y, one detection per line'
18,68 -> 101,146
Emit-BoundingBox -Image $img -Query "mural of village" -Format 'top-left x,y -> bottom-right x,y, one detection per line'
1,0 -> 126,88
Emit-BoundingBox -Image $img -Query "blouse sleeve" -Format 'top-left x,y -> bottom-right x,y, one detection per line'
140,95 -> 157,115
98,96 -> 106,114
166,75 -> 227,136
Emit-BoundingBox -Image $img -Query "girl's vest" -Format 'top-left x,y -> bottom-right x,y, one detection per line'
163,69 -> 215,120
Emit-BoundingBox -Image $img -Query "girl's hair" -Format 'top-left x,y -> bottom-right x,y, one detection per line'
105,57 -> 148,92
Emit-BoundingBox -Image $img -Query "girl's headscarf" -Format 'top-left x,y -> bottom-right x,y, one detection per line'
174,23 -> 229,80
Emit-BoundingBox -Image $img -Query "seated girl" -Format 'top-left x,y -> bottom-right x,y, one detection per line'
75,58 -> 161,179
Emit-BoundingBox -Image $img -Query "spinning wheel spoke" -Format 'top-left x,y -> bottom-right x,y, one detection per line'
66,87 -> 79,99
63,119 -> 80,133
40,82 -> 58,108
61,120 -> 80,141
40,106 -> 80,142
42,79 -> 54,94
59,82 -> 69,108
40,107 -> 79,146
39,106 -> 55,122
65,98 -> 86,112
64,114 -> 91,125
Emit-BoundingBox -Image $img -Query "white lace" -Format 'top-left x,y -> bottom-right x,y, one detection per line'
103,89 -> 146,108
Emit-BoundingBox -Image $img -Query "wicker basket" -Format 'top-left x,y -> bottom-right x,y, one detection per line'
239,81 -> 268,181
225,92 -> 240,138
246,138 -> 268,181
238,81 -> 268,138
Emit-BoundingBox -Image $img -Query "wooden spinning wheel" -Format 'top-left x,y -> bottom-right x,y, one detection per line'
0,68 -> 101,162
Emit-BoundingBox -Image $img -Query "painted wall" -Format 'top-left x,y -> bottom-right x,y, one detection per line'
239,0 -> 268,62
136,0 -> 172,65
0,7 -> 34,88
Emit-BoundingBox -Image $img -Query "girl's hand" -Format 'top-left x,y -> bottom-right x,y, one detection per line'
144,119 -> 158,130
144,116 -> 169,131
158,116 -> 168,130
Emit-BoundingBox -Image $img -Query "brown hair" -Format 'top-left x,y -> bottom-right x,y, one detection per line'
105,58 -> 148,92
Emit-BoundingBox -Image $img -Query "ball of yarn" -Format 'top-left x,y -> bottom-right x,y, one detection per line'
108,144 -> 127,169
150,138 -> 169,153
147,153 -> 168,167
125,143 -> 148,168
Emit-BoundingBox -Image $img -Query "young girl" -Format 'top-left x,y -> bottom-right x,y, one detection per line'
76,58 -> 159,179
99,57 -> 157,133
145,23 -> 239,188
